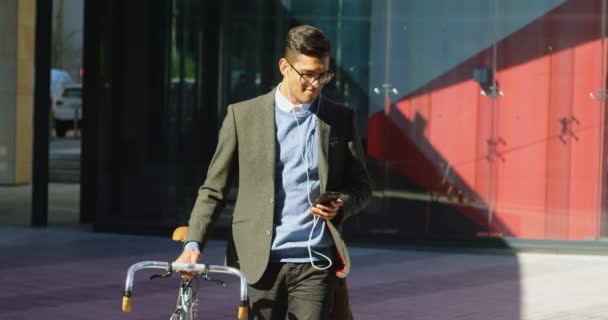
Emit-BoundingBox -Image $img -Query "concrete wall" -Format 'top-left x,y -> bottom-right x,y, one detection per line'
0,0 -> 35,184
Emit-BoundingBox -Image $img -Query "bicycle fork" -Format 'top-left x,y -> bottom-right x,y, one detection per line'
170,280 -> 199,320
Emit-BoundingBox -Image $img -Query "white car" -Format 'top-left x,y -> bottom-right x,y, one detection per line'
52,84 -> 82,137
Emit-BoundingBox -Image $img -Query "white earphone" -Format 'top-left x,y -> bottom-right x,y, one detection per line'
285,77 -> 332,271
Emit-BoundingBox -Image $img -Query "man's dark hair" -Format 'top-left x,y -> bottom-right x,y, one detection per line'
285,25 -> 331,60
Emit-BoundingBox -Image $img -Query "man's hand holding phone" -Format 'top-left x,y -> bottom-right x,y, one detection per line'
310,191 -> 346,220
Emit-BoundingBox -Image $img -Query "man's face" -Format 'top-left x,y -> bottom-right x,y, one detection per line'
280,53 -> 330,104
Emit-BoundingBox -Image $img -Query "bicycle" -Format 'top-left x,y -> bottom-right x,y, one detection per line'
121,227 -> 248,320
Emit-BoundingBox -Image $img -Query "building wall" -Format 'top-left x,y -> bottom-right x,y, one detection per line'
0,0 -> 35,185
15,0 -> 35,184
366,0 -> 607,240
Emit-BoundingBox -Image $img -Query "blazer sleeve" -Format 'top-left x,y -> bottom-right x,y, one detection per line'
186,105 -> 238,248
336,109 -> 372,225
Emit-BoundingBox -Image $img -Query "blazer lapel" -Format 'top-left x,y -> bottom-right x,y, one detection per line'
317,100 -> 330,194
257,90 -> 277,191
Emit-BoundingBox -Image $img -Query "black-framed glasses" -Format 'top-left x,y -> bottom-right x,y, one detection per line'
286,60 -> 334,86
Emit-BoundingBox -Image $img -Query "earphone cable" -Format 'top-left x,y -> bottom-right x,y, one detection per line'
286,79 -> 332,271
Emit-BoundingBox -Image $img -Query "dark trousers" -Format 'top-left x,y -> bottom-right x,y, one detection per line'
331,278 -> 353,320
248,263 -> 335,320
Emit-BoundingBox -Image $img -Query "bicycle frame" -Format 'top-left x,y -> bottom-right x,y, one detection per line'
170,278 -> 199,320
122,261 -> 248,320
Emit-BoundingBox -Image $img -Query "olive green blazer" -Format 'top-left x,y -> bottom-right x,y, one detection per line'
186,89 -> 371,284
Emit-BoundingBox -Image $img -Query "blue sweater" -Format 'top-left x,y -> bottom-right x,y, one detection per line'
270,94 -> 334,263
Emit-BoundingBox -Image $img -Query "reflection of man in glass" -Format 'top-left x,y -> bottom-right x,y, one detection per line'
176,25 -> 370,320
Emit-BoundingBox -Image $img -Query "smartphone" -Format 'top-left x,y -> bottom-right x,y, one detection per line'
313,191 -> 345,206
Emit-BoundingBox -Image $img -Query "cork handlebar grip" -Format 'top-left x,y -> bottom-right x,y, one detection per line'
237,306 -> 248,320
122,296 -> 132,313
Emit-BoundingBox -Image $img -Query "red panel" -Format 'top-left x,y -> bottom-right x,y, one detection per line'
368,112 -> 385,160
427,82 -> 480,190
568,39 -> 603,239
544,46 -> 574,240
493,56 -> 551,238
475,80 -> 494,208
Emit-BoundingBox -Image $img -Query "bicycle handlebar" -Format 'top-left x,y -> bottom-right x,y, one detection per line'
122,261 -> 248,320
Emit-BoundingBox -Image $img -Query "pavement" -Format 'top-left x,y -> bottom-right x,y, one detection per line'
0,183 -> 81,227
1,224 -> 608,319
48,138 -> 81,183
3,166 -> 608,319
0,137 -> 82,227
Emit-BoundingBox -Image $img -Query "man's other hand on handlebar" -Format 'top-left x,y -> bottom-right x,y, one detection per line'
175,241 -> 201,279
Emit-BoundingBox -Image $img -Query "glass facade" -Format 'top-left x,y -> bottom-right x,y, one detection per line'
366,0 -> 608,240
82,0 -> 608,242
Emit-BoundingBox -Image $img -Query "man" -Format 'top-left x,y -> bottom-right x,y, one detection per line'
176,25 -> 371,320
